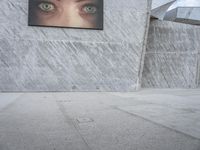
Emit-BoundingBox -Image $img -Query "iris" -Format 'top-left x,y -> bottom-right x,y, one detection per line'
83,5 -> 97,14
38,2 -> 55,12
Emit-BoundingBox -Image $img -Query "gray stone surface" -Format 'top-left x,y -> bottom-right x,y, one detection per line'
198,53 -> 200,87
0,89 -> 200,150
0,0 -> 151,92
116,90 -> 200,139
142,20 -> 200,88
164,7 -> 200,25
146,20 -> 200,53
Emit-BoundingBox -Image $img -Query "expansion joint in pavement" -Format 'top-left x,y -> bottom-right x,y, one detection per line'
112,106 -> 200,142
56,101 -> 92,150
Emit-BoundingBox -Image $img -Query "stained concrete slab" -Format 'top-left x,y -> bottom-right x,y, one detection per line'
0,89 -> 200,150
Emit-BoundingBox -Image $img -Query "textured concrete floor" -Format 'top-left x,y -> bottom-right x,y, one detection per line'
0,89 -> 200,150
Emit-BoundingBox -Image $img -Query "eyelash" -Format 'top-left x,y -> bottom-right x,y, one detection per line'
35,1 -> 99,16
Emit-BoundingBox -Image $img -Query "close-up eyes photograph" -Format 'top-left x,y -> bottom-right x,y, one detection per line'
28,0 -> 103,29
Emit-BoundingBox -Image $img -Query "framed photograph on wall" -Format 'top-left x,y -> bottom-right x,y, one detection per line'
28,0 -> 103,30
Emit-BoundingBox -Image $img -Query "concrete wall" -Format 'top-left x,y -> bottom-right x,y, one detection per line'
142,20 -> 200,88
0,0 -> 151,92
199,53 -> 200,87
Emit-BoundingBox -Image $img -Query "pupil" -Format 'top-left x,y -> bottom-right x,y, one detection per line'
83,5 -> 97,13
87,7 -> 94,12
38,3 -> 54,11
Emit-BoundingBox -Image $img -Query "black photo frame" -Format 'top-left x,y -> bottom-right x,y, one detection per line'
28,0 -> 103,30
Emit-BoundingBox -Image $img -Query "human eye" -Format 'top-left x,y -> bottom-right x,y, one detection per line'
38,2 -> 55,12
82,4 -> 97,14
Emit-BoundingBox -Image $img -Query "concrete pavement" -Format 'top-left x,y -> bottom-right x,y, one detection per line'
0,89 -> 200,150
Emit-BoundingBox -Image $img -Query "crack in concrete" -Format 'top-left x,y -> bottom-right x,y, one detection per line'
56,101 -> 92,150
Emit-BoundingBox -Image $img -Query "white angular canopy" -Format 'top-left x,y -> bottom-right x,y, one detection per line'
151,0 -> 176,20
164,7 -> 200,25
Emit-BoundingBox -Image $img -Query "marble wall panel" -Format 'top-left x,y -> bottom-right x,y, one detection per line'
0,0 -> 151,91
142,20 -> 200,88
198,53 -> 200,87
142,53 -> 198,88
147,20 -> 200,53
0,39 -> 142,92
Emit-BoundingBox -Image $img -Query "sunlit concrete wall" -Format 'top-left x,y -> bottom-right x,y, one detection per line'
0,0 -> 151,92
142,20 -> 200,88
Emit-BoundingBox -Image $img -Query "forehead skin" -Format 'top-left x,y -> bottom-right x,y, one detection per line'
56,0 -> 100,3
57,0 -> 89,1
33,0 -> 101,5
